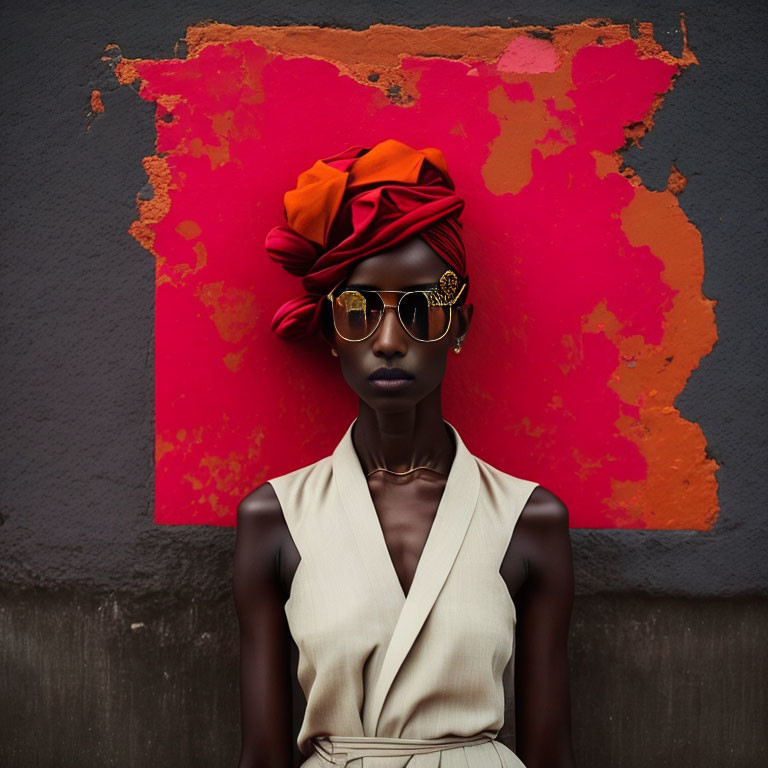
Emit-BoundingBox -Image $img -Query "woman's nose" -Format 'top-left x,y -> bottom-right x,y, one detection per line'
371,304 -> 407,358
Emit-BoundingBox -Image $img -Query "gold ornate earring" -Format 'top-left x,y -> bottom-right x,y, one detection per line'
453,340 -> 462,355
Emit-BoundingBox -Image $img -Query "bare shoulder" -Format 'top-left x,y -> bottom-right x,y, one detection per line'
509,486 -> 571,578
519,485 -> 570,529
235,482 -> 299,603
234,483 -> 286,575
237,481 -> 293,546
238,482 -> 283,522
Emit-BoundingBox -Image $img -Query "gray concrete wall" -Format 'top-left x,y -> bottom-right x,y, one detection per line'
2,1 -> 767,765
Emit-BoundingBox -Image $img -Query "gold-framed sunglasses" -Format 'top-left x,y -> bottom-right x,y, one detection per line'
326,269 -> 467,343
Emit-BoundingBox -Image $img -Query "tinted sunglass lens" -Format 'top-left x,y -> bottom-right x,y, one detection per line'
398,293 -> 450,341
333,291 -> 382,340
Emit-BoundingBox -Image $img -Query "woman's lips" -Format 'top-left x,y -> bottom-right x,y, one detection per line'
368,367 -> 415,392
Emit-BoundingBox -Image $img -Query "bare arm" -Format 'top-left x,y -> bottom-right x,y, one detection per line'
234,483 -> 295,768
506,486 -> 576,767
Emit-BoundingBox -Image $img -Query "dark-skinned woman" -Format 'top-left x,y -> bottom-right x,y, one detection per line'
234,139 -> 576,768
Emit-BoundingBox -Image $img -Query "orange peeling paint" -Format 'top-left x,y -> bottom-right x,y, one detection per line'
90,89 -> 105,113
667,164 -> 688,195
195,281 -> 259,344
223,349 -> 247,372
612,187 -> 718,528
155,436 -> 174,463
176,220 -> 202,239
130,155 -> 171,258
114,55 -> 141,86
484,87 -> 546,195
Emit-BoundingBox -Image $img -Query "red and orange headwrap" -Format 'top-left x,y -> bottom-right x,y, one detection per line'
266,139 -> 467,339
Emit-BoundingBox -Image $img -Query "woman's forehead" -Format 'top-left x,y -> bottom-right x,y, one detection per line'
345,238 -> 448,288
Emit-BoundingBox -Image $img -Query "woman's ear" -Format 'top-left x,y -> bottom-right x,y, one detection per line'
455,303 -> 473,345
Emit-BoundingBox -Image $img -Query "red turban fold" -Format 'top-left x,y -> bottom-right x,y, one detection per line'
265,139 -> 467,339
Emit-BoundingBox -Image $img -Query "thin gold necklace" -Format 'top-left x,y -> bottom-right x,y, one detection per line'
365,466 -> 448,478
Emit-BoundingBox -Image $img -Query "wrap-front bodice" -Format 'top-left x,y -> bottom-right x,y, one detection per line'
267,421 -> 538,767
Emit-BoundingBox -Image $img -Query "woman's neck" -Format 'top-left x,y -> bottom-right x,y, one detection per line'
351,387 -> 455,476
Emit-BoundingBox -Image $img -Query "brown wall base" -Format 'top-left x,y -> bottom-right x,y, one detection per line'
1,592 -> 765,767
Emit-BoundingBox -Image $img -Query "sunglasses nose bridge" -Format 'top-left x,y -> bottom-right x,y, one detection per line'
375,299 -> 405,336
369,301 -> 409,356
374,293 -> 404,334
377,291 -> 401,310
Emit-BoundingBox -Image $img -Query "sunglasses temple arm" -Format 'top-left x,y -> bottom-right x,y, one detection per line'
451,282 -> 467,305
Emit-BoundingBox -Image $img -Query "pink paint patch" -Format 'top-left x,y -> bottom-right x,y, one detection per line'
497,36 -> 561,74
118,24 -> 715,529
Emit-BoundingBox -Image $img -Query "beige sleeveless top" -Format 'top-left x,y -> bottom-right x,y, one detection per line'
267,420 -> 538,768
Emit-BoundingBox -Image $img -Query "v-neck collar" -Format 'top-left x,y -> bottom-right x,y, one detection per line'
331,418 -> 481,734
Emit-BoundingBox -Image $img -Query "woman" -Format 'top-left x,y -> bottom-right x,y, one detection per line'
234,140 -> 575,767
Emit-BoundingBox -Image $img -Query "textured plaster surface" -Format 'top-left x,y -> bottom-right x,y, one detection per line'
1,1 -> 766,593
